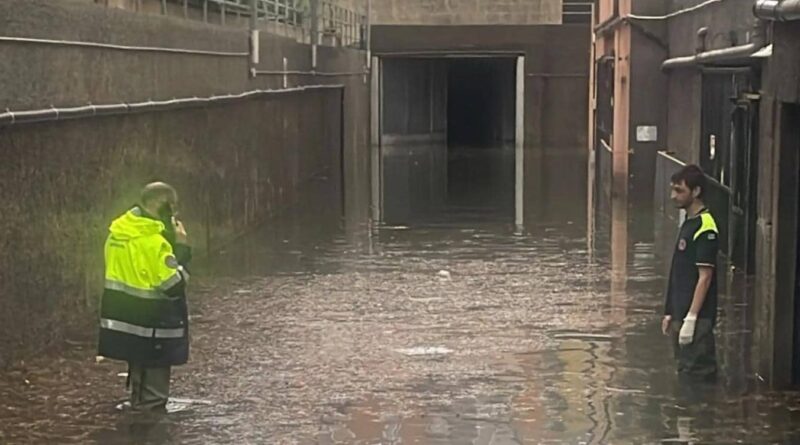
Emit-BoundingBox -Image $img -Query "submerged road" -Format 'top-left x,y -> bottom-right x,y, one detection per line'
2,151 -> 800,444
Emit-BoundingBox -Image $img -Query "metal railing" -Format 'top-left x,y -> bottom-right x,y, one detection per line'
318,0 -> 366,48
113,0 -> 365,47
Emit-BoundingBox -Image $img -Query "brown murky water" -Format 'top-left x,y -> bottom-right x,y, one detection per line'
2,150 -> 800,444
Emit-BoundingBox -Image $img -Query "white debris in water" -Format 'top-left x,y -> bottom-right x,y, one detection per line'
117,372 -> 128,378
437,270 -> 451,280
409,297 -> 445,303
553,333 -> 614,341
395,347 -> 453,356
605,386 -> 646,394
115,398 -> 214,413
169,398 -> 214,406
115,401 -> 131,411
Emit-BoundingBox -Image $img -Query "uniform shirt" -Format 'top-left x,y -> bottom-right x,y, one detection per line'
664,208 -> 719,322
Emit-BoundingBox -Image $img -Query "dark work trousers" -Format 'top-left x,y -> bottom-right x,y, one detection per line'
670,319 -> 717,380
128,363 -> 171,410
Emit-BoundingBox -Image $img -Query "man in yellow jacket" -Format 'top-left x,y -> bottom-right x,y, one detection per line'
98,182 -> 191,411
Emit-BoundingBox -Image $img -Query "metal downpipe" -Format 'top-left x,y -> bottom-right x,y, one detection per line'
661,20 -> 767,70
755,0 -> 800,21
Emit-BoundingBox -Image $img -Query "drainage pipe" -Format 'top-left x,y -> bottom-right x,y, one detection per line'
0,85 -> 343,127
627,0 -> 724,20
254,69 -> 368,77
755,0 -> 800,21
0,35 -> 248,58
662,20 -> 767,70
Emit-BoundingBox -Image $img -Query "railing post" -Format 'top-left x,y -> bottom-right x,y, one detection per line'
311,0 -> 319,69
311,0 -> 319,44
250,0 -> 260,71
366,0 -> 371,66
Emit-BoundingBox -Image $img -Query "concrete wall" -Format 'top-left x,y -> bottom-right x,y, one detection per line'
754,21 -> 800,387
371,0 -> 562,25
619,0 -> 758,169
379,58 -> 447,223
666,0 -> 758,57
665,71 -> 702,164
373,25 -> 590,224
631,1 -> 800,387
627,0 -> 754,229
382,58 -> 447,138
0,0 -> 370,366
628,28 -> 669,216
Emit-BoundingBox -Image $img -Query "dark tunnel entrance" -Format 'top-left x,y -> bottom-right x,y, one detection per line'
446,57 -> 517,218
379,56 -> 519,225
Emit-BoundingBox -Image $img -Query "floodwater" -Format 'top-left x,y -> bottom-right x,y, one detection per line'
2,149 -> 800,444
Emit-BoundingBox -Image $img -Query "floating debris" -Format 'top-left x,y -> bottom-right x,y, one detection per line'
553,333 -> 614,342
395,347 -> 453,356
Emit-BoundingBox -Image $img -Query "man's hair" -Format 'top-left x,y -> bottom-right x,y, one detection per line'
140,182 -> 177,206
670,165 -> 707,198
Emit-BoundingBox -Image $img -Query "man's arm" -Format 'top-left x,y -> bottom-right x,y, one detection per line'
172,219 -> 192,268
678,230 -> 718,345
173,243 -> 192,268
687,266 -> 713,316
662,278 -> 673,335
688,229 -> 718,316
664,276 -> 674,316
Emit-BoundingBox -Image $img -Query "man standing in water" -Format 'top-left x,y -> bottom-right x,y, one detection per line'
662,165 -> 719,379
98,182 -> 192,410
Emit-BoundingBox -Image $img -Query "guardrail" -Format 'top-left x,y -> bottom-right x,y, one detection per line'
112,0 -> 366,48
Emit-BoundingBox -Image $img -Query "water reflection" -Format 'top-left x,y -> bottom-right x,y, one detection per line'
383,145 -> 514,225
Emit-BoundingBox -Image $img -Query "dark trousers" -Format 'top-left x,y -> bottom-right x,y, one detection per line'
670,319 -> 717,379
128,363 -> 171,410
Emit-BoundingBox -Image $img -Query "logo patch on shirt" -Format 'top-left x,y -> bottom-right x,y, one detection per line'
678,239 -> 687,251
165,255 -> 179,269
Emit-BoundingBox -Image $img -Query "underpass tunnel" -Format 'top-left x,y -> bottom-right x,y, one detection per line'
379,56 -> 519,224
446,58 -> 516,216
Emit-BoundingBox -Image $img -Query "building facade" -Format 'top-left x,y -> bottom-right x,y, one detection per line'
590,0 -> 800,387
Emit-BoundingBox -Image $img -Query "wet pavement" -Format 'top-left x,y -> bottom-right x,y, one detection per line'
3,151 -> 800,444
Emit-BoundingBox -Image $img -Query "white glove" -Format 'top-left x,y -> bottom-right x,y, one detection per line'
679,314 -> 697,346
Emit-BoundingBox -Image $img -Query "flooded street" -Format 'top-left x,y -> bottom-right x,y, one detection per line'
3,152 -> 800,445
6,0 -> 800,442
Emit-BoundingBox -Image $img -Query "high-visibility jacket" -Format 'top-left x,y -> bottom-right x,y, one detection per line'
98,207 -> 190,367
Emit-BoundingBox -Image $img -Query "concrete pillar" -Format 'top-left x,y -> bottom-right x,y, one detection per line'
587,3 -> 597,253
370,57 -> 382,223
611,0 -> 631,276
516,56 -> 526,228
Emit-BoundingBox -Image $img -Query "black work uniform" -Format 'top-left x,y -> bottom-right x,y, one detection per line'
664,208 -> 719,378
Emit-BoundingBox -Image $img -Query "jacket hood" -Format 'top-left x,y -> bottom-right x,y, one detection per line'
108,207 -> 165,240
